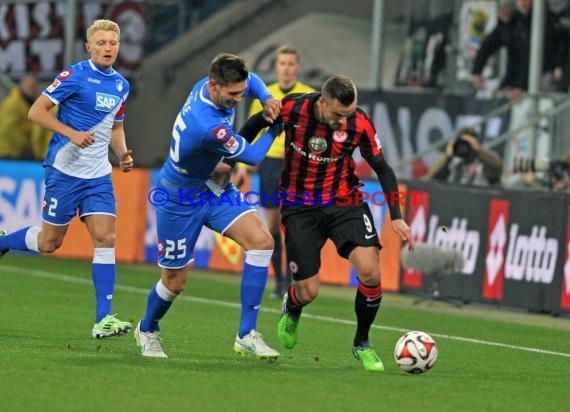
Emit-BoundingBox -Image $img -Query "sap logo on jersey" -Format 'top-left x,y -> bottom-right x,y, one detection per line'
95,92 -> 120,112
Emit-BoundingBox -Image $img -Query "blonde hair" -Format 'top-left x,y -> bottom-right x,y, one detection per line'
86,19 -> 120,42
276,44 -> 300,62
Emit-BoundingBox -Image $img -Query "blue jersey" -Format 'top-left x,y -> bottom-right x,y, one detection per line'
159,73 -> 273,190
42,59 -> 130,179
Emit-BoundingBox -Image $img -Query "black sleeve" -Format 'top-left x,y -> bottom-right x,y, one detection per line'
367,154 -> 402,220
472,24 -> 504,75
238,111 -> 273,143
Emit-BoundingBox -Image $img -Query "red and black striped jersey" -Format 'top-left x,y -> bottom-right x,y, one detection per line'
279,93 -> 383,205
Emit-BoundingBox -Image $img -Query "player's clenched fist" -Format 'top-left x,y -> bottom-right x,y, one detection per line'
262,98 -> 281,124
69,131 -> 95,148
120,149 -> 134,172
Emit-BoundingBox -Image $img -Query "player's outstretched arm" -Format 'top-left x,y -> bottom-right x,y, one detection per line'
237,123 -> 283,165
227,123 -> 283,166
367,154 -> 415,250
246,73 -> 281,124
28,95 -> 94,149
239,112 -> 273,143
221,112 -> 275,171
110,121 -> 133,172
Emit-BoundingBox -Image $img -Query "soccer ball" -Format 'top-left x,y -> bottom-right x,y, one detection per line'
394,331 -> 438,374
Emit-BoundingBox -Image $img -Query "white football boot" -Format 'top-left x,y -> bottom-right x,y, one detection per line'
134,321 -> 168,358
234,329 -> 280,360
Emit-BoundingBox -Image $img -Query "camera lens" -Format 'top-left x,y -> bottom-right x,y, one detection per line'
550,161 -> 568,180
453,139 -> 472,159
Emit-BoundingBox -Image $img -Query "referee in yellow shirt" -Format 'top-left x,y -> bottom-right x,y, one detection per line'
239,45 -> 314,298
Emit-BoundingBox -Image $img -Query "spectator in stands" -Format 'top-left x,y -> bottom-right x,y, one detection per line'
498,0 -> 515,23
426,127 -> 503,187
472,0 -> 568,98
503,153 -> 570,191
543,0 -> 570,92
547,158 -> 570,191
0,74 -> 51,160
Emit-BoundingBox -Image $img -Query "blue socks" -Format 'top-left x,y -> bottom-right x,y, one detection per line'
92,248 -> 116,323
141,279 -> 178,332
238,250 -> 272,338
0,226 -> 40,252
139,248 -> 272,338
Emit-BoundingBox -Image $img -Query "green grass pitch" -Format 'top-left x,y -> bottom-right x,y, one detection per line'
1,253 -> 570,412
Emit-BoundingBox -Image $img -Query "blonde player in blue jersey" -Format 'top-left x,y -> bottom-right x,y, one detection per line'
134,53 -> 283,360
0,20 -> 133,338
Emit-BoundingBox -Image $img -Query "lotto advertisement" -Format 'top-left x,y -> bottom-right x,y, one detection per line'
404,180 -> 570,314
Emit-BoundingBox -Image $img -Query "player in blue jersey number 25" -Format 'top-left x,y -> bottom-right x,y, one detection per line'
0,20 -> 133,339
134,54 -> 283,360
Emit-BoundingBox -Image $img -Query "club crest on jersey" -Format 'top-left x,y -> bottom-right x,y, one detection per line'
289,260 -> 299,274
95,92 -> 120,112
46,79 -> 61,93
333,130 -> 348,143
213,125 -> 230,142
58,69 -> 72,80
224,137 -> 239,154
308,136 -> 327,153
116,79 -> 123,92
157,241 -> 165,255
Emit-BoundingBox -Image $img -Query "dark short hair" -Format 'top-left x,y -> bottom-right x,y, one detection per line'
321,75 -> 356,106
457,127 -> 479,140
209,53 -> 248,86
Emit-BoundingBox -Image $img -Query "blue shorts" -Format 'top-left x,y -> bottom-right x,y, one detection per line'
43,167 -> 116,225
156,184 -> 256,269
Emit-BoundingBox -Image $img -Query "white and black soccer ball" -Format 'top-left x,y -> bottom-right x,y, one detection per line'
394,331 -> 438,374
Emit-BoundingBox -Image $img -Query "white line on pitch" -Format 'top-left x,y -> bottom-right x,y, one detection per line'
3,265 -> 570,359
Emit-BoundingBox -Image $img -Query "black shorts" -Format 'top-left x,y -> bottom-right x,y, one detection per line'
281,203 -> 381,280
259,157 -> 282,208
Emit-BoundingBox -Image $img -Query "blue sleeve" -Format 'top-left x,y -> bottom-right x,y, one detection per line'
121,79 -> 130,103
203,123 -> 272,164
202,113 -> 279,165
115,79 -> 130,122
42,67 -> 79,105
232,130 -> 276,165
245,72 -> 273,103
201,113 -> 247,158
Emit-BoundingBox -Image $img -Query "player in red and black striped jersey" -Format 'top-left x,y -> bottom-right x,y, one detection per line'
279,90 -> 384,206
240,75 -> 415,371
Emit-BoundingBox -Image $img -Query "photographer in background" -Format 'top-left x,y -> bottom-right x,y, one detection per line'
503,154 -> 570,191
426,127 -> 503,187
549,159 -> 570,191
